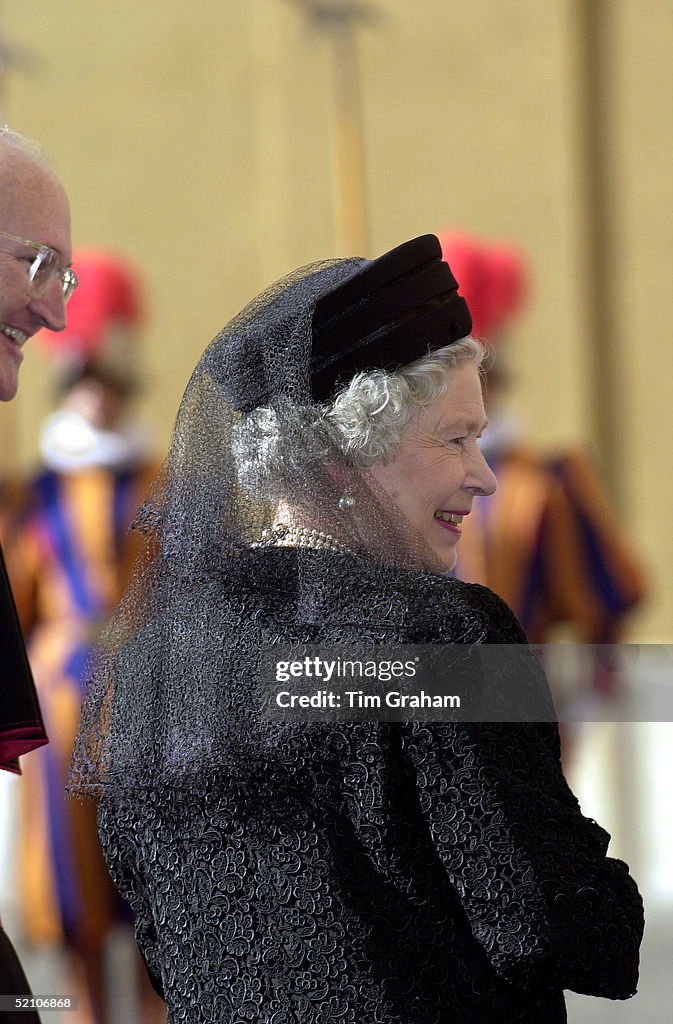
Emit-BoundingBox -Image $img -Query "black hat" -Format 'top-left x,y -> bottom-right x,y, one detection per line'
211,234 -> 471,412
310,234 -> 471,402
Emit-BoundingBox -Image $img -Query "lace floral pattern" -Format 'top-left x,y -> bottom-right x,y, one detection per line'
96,553 -> 643,1023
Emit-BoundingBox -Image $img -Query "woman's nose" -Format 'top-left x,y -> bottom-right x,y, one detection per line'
467,450 -> 497,496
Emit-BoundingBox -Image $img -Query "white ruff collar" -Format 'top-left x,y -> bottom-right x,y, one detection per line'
39,411 -> 150,472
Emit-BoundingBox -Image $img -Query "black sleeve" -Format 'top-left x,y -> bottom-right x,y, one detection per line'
97,795 -> 165,1000
399,581 -> 643,998
0,545 -> 48,771
401,718 -> 643,998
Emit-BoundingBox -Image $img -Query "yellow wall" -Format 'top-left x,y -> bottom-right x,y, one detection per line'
1,0 -> 671,638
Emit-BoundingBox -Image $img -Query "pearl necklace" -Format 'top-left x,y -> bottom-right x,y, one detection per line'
252,524 -> 351,555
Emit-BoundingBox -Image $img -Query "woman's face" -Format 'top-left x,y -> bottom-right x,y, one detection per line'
369,360 -> 496,570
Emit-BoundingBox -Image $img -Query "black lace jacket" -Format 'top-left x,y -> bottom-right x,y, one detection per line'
97,549 -> 643,1023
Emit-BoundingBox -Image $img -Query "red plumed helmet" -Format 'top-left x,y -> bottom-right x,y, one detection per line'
38,250 -> 144,360
438,232 -> 528,341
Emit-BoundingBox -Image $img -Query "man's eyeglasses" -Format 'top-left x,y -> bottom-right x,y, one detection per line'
0,229 -> 78,303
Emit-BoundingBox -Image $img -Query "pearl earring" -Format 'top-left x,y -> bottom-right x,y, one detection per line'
338,487 -> 356,511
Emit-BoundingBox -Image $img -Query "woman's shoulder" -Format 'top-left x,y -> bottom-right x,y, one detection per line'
131,549 -> 527,647
340,558 -> 528,645
411,577 -> 527,644
444,578 -> 529,643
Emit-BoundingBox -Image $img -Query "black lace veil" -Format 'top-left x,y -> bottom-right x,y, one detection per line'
69,239 -> 473,795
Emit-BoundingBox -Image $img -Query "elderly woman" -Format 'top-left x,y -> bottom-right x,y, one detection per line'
70,236 -> 642,1024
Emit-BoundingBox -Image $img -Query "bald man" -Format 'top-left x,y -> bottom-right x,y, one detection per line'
0,131 -> 72,398
0,128 -> 74,1022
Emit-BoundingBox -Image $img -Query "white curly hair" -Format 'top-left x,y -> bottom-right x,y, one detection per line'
233,337 -> 487,494
325,336 -> 486,466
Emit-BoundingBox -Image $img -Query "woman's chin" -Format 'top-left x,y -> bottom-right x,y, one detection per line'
431,543 -> 458,574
